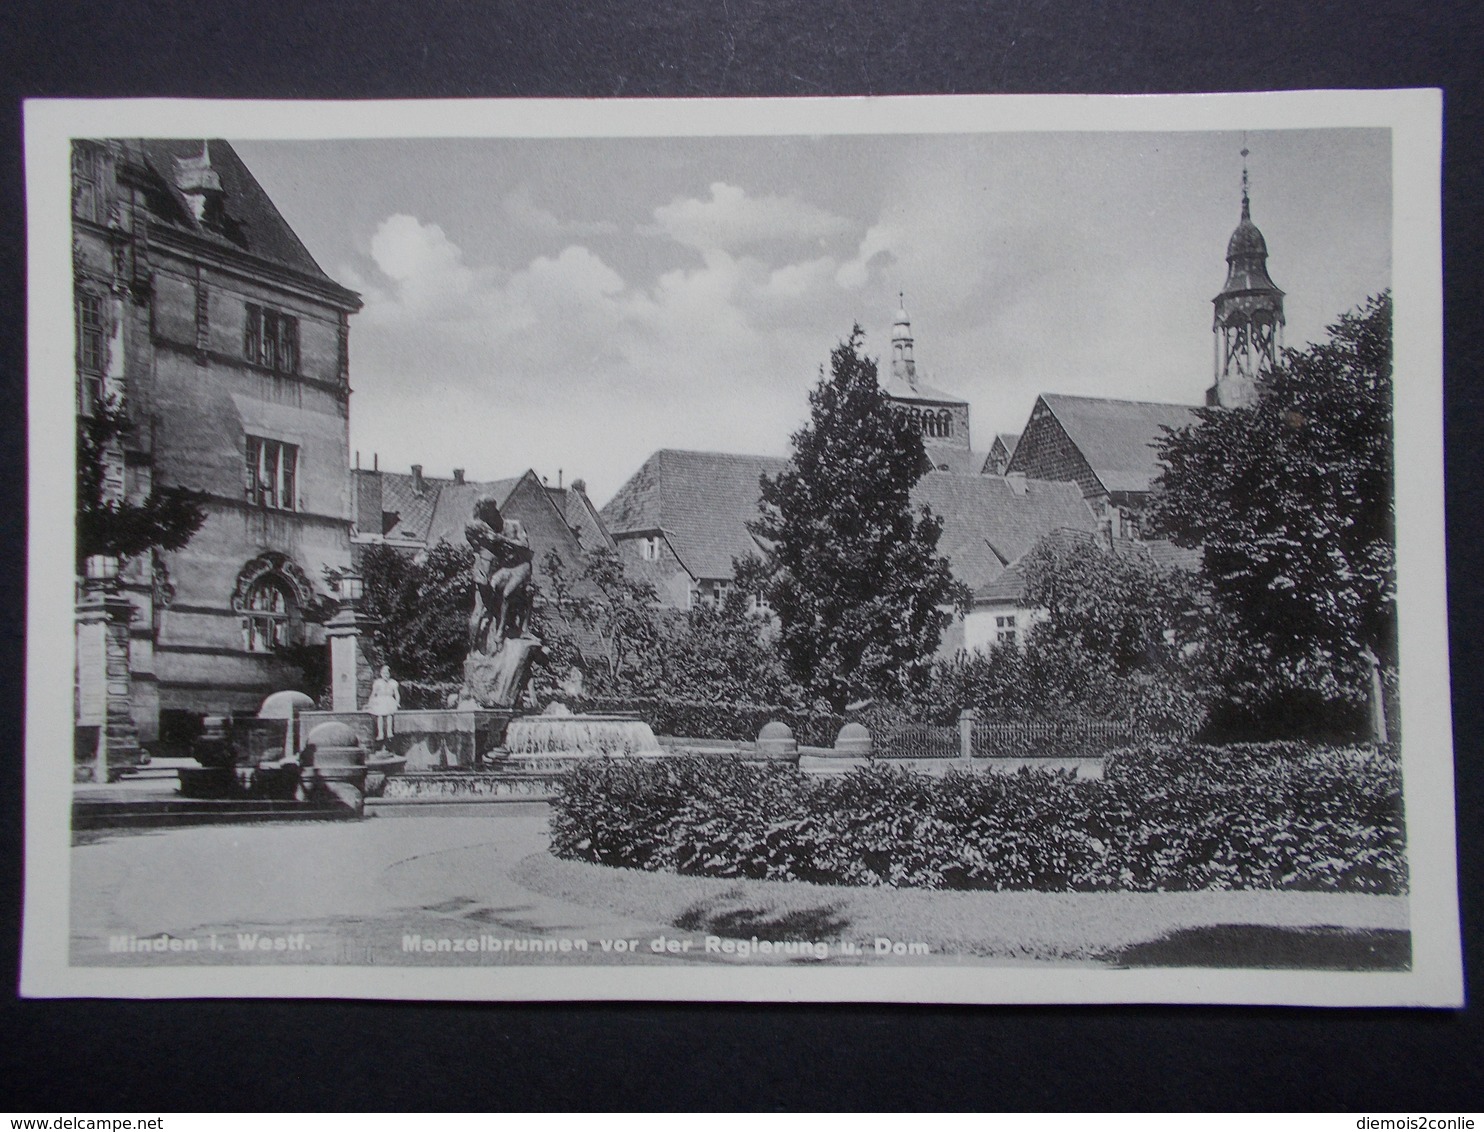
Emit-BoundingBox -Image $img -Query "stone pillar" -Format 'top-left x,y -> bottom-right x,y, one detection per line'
76,587 -> 142,783
325,605 -> 375,714
958,708 -> 977,763
1361,646 -> 1388,746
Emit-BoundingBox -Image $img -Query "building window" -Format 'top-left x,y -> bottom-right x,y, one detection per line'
712,581 -> 729,604
938,409 -> 953,438
640,536 -> 661,561
243,303 -> 300,375
995,614 -> 1017,646
72,143 -> 108,224
245,435 -> 298,511
76,292 -> 106,415
748,592 -> 772,617
243,579 -> 292,652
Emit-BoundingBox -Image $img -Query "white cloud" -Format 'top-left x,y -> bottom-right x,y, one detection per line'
650,182 -> 853,253
500,186 -> 620,237
835,222 -> 900,289
346,212 -> 854,500
364,214 -> 494,321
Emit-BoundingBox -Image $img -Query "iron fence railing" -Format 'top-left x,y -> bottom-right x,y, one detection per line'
971,718 -> 1137,758
876,723 -> 960,759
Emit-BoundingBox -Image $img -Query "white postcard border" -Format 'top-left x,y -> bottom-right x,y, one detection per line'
21,90 -> 1459,1005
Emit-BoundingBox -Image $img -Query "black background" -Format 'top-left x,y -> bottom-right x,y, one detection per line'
1,0 -> 1480,1112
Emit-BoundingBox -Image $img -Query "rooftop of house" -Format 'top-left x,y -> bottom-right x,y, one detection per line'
1030,393 -> 1201,495
975,526 -> 1205,604
880,371 -> 969,405
355,467 -> 613,561
129,139 -> 358,304
599,449 -> 790,580
911,472 -> 1099,593
924,446 -> 990,476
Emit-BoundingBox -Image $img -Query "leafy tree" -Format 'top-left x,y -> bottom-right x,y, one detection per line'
660,586 -> 797,705
77,398 -> 206,572
1145,292 -> 1395,738
749,326 -> 969,711
353,541 -> 473,685
540,547 -> 666,694
1021,533 -> 1201,675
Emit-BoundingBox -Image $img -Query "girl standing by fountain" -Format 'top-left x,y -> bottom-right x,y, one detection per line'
365,665 -> 400,743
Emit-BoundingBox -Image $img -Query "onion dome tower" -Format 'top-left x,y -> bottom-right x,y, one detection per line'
1209,149 -> 1285,409
890,297 -> 918,385
880,296 -> 972,455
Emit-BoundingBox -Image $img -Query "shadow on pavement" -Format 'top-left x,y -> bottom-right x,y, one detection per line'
1104,924 -> 1411,970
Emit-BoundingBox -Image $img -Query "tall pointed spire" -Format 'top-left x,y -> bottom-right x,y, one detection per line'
1208,142 -> 1285,409
890,292 -> 917,387
1240,144 -> 1251,220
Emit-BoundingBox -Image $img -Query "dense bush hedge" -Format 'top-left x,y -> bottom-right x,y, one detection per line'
549,742 -> 1406,894
575,696 -> 842,748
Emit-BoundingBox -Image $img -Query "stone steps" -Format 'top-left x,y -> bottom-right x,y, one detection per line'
72,797 -> 359,830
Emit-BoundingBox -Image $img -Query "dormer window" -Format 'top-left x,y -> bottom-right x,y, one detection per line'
640,536 -> 661,561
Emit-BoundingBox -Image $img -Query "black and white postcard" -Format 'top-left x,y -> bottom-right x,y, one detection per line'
21,92 -> 1460,1004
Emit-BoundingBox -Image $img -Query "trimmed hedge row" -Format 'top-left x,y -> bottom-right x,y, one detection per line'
575,696 -> 842,748
548,741 -> 1407,894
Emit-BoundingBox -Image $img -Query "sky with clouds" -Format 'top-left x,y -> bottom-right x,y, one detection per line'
235,128 -> 1391,506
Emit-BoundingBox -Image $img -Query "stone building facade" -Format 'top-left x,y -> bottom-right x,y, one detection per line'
72,139 -> 361,745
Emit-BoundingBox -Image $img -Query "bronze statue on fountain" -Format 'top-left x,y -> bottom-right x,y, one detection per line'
459,496 -> 542,709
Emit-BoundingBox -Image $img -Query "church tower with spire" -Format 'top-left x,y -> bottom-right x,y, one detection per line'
880,296 -> 972,460
1209,149 -> 1285,409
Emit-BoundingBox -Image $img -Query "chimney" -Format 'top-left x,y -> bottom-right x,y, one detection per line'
355,468 -> 383,537
1006,471 -> 1028,496
411,464 -> 425,495
453,468 -> 465,485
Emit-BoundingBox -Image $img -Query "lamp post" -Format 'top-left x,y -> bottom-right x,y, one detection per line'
338,569 -> 364,604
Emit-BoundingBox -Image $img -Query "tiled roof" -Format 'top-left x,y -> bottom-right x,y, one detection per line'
1143,538 -> 1204,574
599,450 -> 789,580
975,529 -> 1204,603
881,372 -> 968,405
924,447 -> 989,476
1039,394 -> 1200,495
133,140 -> 356,301
976,554 -> 1034,603
912,473 -> 1098,592
376,472 -> 446,542
424,478 -> 525,547
560,487 -> 618,555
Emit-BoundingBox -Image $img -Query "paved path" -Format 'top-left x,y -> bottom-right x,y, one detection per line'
69,812 -> 1410,969
72,815 -> 674,966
